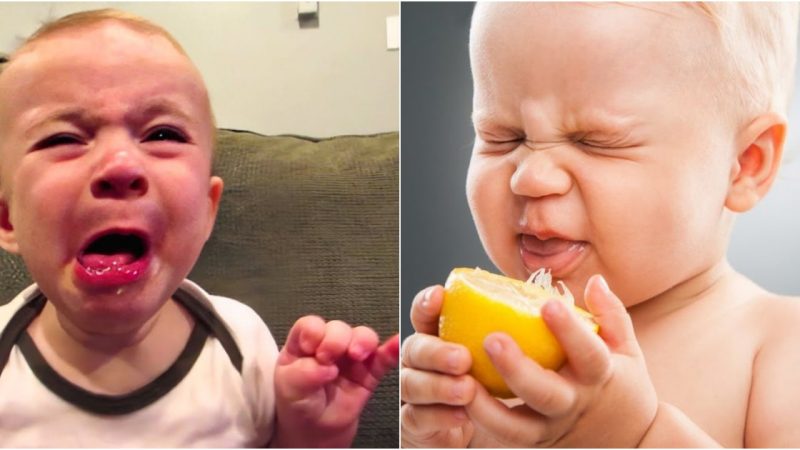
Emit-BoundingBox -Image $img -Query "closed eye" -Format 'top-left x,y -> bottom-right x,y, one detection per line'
569,130 -> 640,151
479,135 -> 525,149
577,139 -> 609,149
32,133 -> 83,151
476,138 -> 523,155
489,138 -> 523,145
479,129 -> 524,145
577,139 -> 638,150
143,127 -> 188,143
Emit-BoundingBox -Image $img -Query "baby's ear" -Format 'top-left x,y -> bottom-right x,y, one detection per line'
0,197 -> 18,254
203,176 -> 224,242
725,113 -> 786,213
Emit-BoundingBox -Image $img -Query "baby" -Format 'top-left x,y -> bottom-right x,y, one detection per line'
402,2 -> 800,447
0,9 -> 398,447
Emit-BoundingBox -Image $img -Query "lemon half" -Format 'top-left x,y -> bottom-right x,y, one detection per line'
438,267 -> 598,398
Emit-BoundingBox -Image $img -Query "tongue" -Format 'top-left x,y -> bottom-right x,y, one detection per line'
80,253 -> 136,269
521,236 -> 577,256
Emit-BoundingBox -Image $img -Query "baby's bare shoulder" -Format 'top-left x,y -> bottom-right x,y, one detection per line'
741,292 -> 800,446
706,276 -> 800,335
746,290 -> 800,331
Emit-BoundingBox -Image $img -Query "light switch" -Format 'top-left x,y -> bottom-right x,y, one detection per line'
298,2 -> 318,16
386,15 -> 399,50
298,2 -> 319,28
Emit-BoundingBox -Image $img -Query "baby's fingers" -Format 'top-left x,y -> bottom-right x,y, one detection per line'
275,356 -> 338,401
348,326 -> 379,362
401,403 -> 469,437
401,332 -> 472,375
410,285 -> 444,335
279,315 -> 326,364
357,334 -> 400,392
370,334 -> 400,377
483,332 -> 576,417
466,384 -> 545,447
542,299 -> 612,384
316,320 -> 353,365
401,367 -> 476,406
583,274 -> 640,356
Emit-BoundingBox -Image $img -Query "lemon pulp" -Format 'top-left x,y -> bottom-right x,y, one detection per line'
438,267 -> 597,398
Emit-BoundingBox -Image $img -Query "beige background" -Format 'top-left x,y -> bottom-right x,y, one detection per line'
0,2 -> 399,138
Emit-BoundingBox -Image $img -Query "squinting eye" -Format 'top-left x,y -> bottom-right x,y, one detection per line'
144,127 -> 187,143
33,134 -> 82,150
483,136 -> 523,147
578,139 -> 604,148
578,139 -> 633,150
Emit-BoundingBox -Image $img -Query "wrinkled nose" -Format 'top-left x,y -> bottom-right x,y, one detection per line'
510,148 -> 572,199
91,151 -> 149,199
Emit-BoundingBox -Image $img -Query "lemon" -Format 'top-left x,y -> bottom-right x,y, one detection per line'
438,267 -> 597,398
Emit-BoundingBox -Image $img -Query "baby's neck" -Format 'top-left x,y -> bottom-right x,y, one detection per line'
26,297 -> 195,395
627,260 -> 738,327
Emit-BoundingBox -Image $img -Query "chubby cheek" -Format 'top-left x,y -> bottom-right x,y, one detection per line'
11,166 -> 82,267
584,168 -> 723,306
466,157 -> 523,278
588,198 -> 676,305
157,170 -> 216,268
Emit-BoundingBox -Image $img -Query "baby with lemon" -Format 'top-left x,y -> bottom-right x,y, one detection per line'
401,3 -> 800,447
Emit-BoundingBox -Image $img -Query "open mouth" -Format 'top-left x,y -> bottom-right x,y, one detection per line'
519,234 -> 588,277
75,230 -> 151,288
79,233 -> 148,268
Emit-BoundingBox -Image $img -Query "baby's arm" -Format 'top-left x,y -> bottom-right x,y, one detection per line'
271,316 -> 399,448
743,298 -> 800,446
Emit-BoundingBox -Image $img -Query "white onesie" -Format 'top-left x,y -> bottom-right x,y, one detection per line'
0,280 -> 278,447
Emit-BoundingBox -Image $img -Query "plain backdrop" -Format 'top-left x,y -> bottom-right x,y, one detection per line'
0,2 -> 399,138
400,2 -> 800,339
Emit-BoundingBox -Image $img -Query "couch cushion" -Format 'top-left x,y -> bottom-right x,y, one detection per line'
197,129 -> 399,448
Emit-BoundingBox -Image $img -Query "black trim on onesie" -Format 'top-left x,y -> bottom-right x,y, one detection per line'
173,288 -> 244,373
0,292 -> 46,374
17,321 -> 208,415
0,286 -> 244,415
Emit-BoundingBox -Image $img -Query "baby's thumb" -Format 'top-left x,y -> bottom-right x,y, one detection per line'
583,275 -> 640,356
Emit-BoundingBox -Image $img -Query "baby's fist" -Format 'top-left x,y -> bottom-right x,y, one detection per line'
273,316 -> 399,447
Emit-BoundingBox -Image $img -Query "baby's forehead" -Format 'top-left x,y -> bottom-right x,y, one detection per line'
14,22 -> 191,72
3,21 -> 212,112
472,3 -> 710,39
471,3 -> 717,77
0,19 -> 215,144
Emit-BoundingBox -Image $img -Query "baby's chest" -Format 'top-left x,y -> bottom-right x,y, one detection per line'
639,317 -> 758,447
0,343 -> 266,447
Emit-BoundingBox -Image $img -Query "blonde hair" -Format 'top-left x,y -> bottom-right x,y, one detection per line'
1,9 -> 186,76
470,2 -> 798,125
27,8 -> 188,55
690,2 -> 799,121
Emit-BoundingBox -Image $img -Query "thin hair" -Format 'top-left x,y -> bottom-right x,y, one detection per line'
25,8 -> 189,56
0,8 -> 217,149
687,2 -> 799,120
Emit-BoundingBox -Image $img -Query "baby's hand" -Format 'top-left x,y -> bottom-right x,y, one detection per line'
272,316 -> 399,448
465,275 -> 659,447
401,286 -> 478,448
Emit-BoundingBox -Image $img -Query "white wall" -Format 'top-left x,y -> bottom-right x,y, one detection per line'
0,2 -> 399,138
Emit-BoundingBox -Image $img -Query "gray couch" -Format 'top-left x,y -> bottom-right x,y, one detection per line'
0,129 -> 399,447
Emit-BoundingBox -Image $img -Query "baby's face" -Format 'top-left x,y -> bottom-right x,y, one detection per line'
467,3 -> 739,307
0,22 -> 222,335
